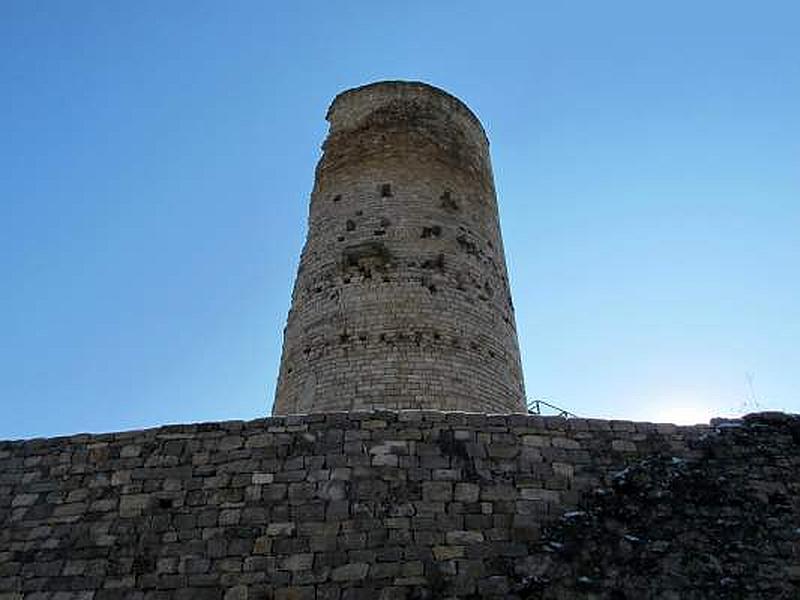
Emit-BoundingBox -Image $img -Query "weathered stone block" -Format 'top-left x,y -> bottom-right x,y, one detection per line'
119,494 -> 150,517
274,587 -> 314,600
454,483 -> 479,503
432,545 -> 464,560
252,473 -> 273,484
612,439 -> 638,453
331,563 -> 370,582
280,554 -> 313,572
522,435 -> 550,447
266,522 -> 295,537
446,530 -> 484,545
224,585 -> 248,600
519,488 -> 560,503
422,481 -> 452,502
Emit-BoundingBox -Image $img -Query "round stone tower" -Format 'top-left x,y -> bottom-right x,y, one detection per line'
273,81 -> 526,414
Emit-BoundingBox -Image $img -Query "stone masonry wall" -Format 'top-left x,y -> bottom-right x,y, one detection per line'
0,411 -> 718,599
273,82 -> 526,415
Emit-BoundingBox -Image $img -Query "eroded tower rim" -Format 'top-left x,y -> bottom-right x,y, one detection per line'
326,80 -> 489,145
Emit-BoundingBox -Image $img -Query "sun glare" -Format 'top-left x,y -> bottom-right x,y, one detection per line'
638,391 -> 722,425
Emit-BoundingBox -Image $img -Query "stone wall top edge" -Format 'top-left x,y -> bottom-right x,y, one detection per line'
0,409 -> 724,447
326,80 -> 489,144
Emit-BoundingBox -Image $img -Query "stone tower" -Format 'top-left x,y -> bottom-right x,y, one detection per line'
273,81 -> 525,414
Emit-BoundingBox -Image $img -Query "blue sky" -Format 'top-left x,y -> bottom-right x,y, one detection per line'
2,1 -> 798,438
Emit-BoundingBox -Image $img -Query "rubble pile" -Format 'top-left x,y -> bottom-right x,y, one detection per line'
518,413 -> 800,599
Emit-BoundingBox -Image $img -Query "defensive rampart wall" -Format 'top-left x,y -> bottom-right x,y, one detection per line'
1,411 -> 798,599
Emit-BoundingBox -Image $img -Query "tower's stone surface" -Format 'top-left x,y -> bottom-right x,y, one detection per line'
273,81 -> 526,414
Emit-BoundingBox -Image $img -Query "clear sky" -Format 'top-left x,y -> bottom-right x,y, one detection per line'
2,1 -> 798,439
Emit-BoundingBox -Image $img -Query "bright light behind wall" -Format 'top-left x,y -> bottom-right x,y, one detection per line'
645,390 -> 724,425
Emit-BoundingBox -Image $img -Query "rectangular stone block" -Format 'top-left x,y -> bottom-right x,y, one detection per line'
422,481 -> 452,502
119,494 -> 150,517
454,483 -> 479,503
331,562 -> 370,582
522,435 -> 550,447
445,530 -> 484,544
519,488 -> 561,503
266,522 -> 295,537
280,554 -> 313,572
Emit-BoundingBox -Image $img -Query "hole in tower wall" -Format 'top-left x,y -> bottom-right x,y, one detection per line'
456,234 -> 479,256
346,220 -> 356,231
421,276 -> 437,295
441,190 -> 459,211
380,183 -> 392,197
332,194 -> 341,203
420,254 -> 445,272
421,225 -> 442,239
342,242 -> 391,269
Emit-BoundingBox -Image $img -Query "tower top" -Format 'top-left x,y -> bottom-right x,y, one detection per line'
326,80 -> 489,145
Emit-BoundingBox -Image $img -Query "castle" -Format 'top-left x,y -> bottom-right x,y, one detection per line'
0,81 -> 797,600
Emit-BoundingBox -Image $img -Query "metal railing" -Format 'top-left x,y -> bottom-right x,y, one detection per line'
526,398 -> 578,419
